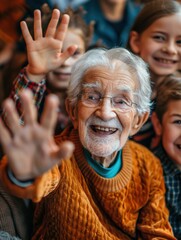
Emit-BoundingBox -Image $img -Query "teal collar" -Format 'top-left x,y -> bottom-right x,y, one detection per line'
83,148 -> 122,178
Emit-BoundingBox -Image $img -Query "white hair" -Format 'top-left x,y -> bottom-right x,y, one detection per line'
67,48 -> 152,115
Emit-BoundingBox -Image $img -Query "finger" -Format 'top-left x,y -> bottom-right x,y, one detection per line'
2,99 -> 21,134
45,9 -> 60,37
40,94 -> 59,135
20,21 -> 33,45
51,140 -> 75,162
0,118 -> 12,150
19,89 -> 37,125
41,3 -> 51,14
59,45 -> 78,65
34,10 -> 43,39
55,14 -> 70,41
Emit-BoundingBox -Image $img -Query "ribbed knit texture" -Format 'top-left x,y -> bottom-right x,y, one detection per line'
0,127 -> 176,240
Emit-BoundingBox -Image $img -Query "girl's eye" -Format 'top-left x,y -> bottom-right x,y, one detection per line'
176,39 -> 181,46
173,119 -> 181,125
153,35 -> 165,41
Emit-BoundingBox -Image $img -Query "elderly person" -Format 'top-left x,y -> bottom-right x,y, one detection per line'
0,9 -> 176,240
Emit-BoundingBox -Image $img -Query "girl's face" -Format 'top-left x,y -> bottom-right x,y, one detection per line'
130,14 -> 181,81
47,28 -> 86,92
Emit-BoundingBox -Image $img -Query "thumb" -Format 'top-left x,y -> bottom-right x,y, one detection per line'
59,45 -> 78,65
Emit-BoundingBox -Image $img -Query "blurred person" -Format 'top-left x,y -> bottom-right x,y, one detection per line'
0,3 -> 36,239
51,0 -> 89,11
9,4 -> 93,135
25,0 -> 89,11
127,0 -> 181,149
0,11 -> 176,237
80,0 -> 141,49
0,0 -> 27,107
151,75 -> 181,239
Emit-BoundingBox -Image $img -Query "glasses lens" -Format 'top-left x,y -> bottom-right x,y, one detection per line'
82,92 -> 100,106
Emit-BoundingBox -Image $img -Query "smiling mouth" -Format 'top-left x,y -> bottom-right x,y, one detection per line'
154,57 -> 177,64
53,72 -> 71,76
91,125 -> 118,134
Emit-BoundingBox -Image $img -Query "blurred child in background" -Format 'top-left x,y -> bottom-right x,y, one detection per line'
9,4 -> 93,135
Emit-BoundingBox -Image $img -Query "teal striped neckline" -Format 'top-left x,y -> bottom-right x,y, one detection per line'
83,148 -> 122,178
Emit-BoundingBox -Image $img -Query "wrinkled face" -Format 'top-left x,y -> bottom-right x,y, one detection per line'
130,14 -> 181,81
68,62 -> 145,160
47,29 -> 85,92
161,100 -> 181,166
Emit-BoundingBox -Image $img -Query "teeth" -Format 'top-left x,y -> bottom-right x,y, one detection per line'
95,126 -> 116,132
158,58 -> 175,64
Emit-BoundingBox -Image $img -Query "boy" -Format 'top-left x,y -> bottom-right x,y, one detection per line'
152,74 -> 181,239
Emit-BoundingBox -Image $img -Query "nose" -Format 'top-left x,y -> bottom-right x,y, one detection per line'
95,98 -> 117,121
162,41 -> 177,55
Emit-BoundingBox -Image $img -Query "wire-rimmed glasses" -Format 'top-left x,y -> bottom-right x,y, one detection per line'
78,91 -> 138,112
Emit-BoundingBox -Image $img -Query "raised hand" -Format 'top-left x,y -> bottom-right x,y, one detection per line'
20,9 -> 77,82
0,90 -> 74,181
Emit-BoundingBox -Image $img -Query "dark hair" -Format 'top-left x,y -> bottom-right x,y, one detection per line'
155,72 -> 181,121
127,0 -> 181,49
26,4 -> 94,50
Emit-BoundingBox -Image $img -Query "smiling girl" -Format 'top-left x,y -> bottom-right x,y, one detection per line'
128,0 -> 181,148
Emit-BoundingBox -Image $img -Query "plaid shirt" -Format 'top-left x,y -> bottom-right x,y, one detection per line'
6,68 -> 46,125
3,68 -> 70,134
154,144 -> 181,240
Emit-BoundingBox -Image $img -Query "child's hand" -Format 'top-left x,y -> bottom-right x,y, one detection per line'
20,9 -> 77,82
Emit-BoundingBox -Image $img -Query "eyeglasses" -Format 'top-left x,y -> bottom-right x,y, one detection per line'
78,91 -> 138,112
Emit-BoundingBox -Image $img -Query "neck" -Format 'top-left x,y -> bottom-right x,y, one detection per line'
99,0 -> 126,21
91,151 -> 118,168
151,73 -> 166,99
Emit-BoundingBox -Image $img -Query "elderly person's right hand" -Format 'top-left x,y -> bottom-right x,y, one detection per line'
0,90 -> 74,181
21,8 -> 77,83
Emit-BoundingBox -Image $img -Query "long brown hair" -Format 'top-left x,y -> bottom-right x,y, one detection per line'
127,0 -> 181,50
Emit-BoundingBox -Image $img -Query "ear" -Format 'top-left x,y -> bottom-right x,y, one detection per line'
129,31 -> 141,54
65,99 -> 78,129
151,112 -> 162,136
130,112 -> 149,136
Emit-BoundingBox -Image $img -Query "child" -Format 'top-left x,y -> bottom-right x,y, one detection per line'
128,0 -> 181,149
151,74 -> 181,239
9,4 -> 93,135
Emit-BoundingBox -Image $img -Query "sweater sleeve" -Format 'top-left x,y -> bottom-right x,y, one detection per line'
0,156 -> 61,203
136,150 -> 176,240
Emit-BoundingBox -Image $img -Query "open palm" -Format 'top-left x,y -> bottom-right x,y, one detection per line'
21,9 -> 77,76
0,90 -> 74,181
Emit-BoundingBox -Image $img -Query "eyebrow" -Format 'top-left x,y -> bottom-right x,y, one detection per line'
171,113 -> 181,118
82,82 -> 101,89
82,82 -> 134,93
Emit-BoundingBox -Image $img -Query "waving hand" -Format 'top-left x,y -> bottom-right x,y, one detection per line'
0,90 -> 74,181
21,9 -> 77,81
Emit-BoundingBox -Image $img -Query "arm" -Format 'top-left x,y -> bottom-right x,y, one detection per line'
4,8 -> 77,122
0,90 -> 74,202
9,68 -> 46,124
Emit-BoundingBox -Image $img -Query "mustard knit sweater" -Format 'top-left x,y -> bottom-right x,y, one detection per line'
0,127 -> 176,240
